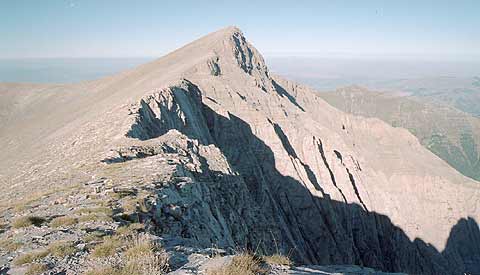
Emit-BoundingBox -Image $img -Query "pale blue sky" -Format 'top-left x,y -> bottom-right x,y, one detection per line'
1,0 -> 479,60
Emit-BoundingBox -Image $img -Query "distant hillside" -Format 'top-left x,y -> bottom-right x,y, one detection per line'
320,86 -> 480,181
365,77 -> 480,117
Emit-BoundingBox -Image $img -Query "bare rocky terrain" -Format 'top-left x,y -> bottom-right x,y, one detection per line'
0,27 -> 479,275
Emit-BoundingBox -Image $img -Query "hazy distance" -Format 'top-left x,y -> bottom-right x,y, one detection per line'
1,57 -> 479,90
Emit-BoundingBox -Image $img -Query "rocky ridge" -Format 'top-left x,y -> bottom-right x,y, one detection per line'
0,27 -> 479,275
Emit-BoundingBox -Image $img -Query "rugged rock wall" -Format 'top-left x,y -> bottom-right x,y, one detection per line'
103,28 -> 480,274
116,75 -> 479,274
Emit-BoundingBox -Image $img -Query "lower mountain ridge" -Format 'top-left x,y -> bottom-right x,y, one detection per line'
0,27 -> 479,275
320,86 -> 480,182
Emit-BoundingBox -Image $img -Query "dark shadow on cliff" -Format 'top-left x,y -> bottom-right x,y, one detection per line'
272,79 -> 305,112
443,217 -> 480,275
124,80 -> 480,275
199,101 -> 480,275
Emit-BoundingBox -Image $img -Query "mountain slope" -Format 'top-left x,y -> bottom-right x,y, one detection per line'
1,27 -> 480,275
319,86 -> 480,181
366,77 -> 480,117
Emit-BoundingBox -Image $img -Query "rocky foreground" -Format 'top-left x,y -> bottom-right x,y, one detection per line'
0,131 -> 405,275
0,27 -> 480,274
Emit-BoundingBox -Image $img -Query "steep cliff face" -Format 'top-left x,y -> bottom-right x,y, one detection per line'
115,77 -> 477,274
1,27 -> 480,275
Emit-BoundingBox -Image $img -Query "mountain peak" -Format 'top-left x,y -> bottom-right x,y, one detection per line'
170,25 -> 270,85
174,25 -> 246,55
216,25 -> 243,37
217,26 -> 270,77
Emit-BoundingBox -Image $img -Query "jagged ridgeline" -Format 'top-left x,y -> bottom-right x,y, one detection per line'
1,27 -> 480,275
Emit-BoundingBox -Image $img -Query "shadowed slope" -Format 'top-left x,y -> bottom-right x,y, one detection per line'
115,79 -> 480,274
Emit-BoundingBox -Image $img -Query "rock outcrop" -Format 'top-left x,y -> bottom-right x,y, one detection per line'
1,27 -> 480,275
